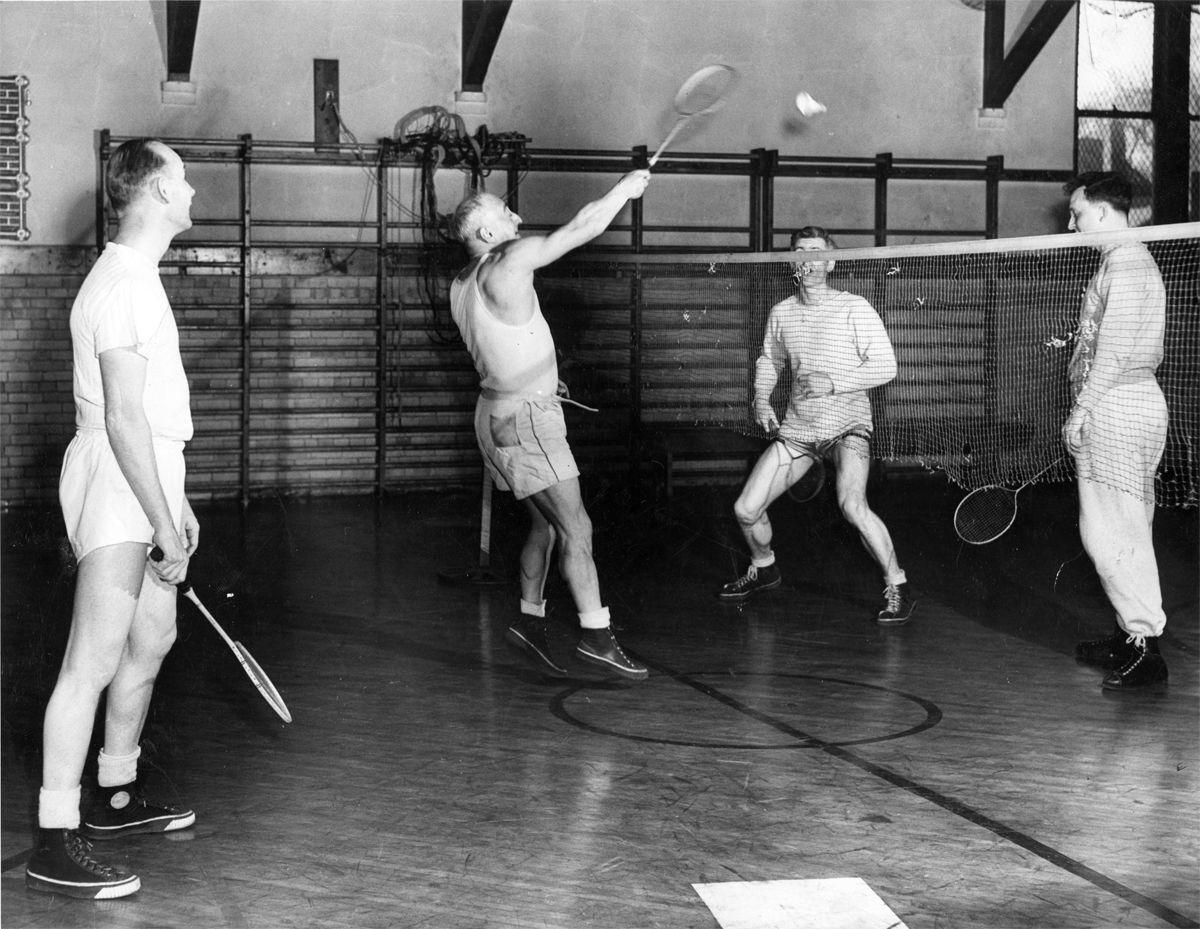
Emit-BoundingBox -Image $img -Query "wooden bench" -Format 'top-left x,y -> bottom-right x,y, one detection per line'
641,427 -> 767,501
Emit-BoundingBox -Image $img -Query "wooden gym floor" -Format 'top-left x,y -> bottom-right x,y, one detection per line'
1,473 -> 1197,929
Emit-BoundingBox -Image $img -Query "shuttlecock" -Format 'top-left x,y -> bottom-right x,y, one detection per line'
794,91 -> 827,117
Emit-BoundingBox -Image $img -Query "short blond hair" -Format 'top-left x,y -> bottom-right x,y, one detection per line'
451,191 -> 502,243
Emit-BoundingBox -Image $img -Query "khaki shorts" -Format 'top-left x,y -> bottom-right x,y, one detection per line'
58,429 -> 187,561
474,396 -> 580,500
780,425 -> 873,462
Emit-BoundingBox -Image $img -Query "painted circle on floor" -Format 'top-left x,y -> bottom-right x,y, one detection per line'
550,672 -> 942,748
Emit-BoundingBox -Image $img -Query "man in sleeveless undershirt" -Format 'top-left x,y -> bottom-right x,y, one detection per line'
449,170 -> 651,681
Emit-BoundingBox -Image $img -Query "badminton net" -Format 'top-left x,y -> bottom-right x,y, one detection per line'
542,222 -> 1198,508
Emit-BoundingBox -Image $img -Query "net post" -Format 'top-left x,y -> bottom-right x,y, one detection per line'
749,148 -> 766,251
985,155 -> 1003,239
760,149 -> 778,249
873,152 -> 892,245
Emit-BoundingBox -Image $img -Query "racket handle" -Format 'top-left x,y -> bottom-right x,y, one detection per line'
648,119 -> 685,167
148,545 -> 193,594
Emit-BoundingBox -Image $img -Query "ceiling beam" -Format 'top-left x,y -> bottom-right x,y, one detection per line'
982,0 -> 1074,109
461,0 -> 512,93
166,0 -> 202,82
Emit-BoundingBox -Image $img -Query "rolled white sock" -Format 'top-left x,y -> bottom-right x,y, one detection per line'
578,606 -> 610,630
520,598 -> 546,618
885,570 -> 908,587
97,746 -> 141,788
38,786 -> 81,830
752,552 -> 776,569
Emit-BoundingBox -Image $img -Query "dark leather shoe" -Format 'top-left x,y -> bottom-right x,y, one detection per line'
1075,624 -> 1134,669
1101,637 -> 1168,692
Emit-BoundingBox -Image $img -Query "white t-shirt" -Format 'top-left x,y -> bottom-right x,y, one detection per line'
69,243 -> 193,441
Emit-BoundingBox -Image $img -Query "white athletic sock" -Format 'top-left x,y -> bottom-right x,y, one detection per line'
752,552 -> 776,569
97,746 -> 141,788
885,570 -> 908,587
38,786 -> 81,830
520,598 -> 546,618
578,606 -> 610,630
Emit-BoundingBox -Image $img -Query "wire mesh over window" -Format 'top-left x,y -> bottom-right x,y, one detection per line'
1075,0 -> 1156,224
1077,1 -> 1154,111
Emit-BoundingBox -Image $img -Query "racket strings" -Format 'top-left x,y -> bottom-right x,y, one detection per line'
954,487 -> 1019,543
675,66 -> 737,115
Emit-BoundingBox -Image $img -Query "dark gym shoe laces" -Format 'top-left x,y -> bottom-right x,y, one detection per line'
25,829 -> 141,899
576,628 -> 648,680
505,618 -> 568,677
1075,624 -> 1134,669
81,784 -> 195,840
876,583 -> 915,625
1101,636 -> 1168,692
717,564 -> 782,601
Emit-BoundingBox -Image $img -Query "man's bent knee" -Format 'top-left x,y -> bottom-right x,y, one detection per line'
838,494 -> 872,526
735,501 -> 769,527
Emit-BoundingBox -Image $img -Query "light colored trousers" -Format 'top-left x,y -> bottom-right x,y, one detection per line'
1073,381 -> 1168,638
1077,478 -> 1166,637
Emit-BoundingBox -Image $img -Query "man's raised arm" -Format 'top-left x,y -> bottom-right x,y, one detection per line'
504,170 -> 651,273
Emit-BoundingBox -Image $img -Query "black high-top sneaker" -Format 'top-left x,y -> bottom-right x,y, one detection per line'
1075,624 -> 1135,669
876,583 -> 916,625
717,563 -> 782,602
505,615 -> 568,677
25,828 -> 141,898
81,781 -> 195,840
576,627 -> 648,680
1101,636 -> 1168,692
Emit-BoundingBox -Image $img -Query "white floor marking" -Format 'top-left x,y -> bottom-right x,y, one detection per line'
693,877 -> 909,929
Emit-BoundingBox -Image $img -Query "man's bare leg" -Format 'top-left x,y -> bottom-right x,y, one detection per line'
526,478 -> 647,679
719,443 -> 813,601
833,440 -> 913,624
504,501 -> 568,677
31,542 -> 162,900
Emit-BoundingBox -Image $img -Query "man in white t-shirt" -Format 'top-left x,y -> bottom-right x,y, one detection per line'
26,139 -> 199,899
717,227 -> 914,625
449,171 -> 651,681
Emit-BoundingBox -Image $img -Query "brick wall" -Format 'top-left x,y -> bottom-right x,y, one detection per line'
2,269 -> 83,504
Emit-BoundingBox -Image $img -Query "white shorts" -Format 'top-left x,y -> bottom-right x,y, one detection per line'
58,429 -> 187,561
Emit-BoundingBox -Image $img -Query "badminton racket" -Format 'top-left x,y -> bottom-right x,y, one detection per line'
150,548 -> 293,723
648,64 -> 738,166
953,457 -> 1065,545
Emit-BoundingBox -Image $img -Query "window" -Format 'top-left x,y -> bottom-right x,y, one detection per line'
1075,1 -> 1199,224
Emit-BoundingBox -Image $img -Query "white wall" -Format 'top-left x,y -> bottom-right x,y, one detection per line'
1,0 -> 1078,246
